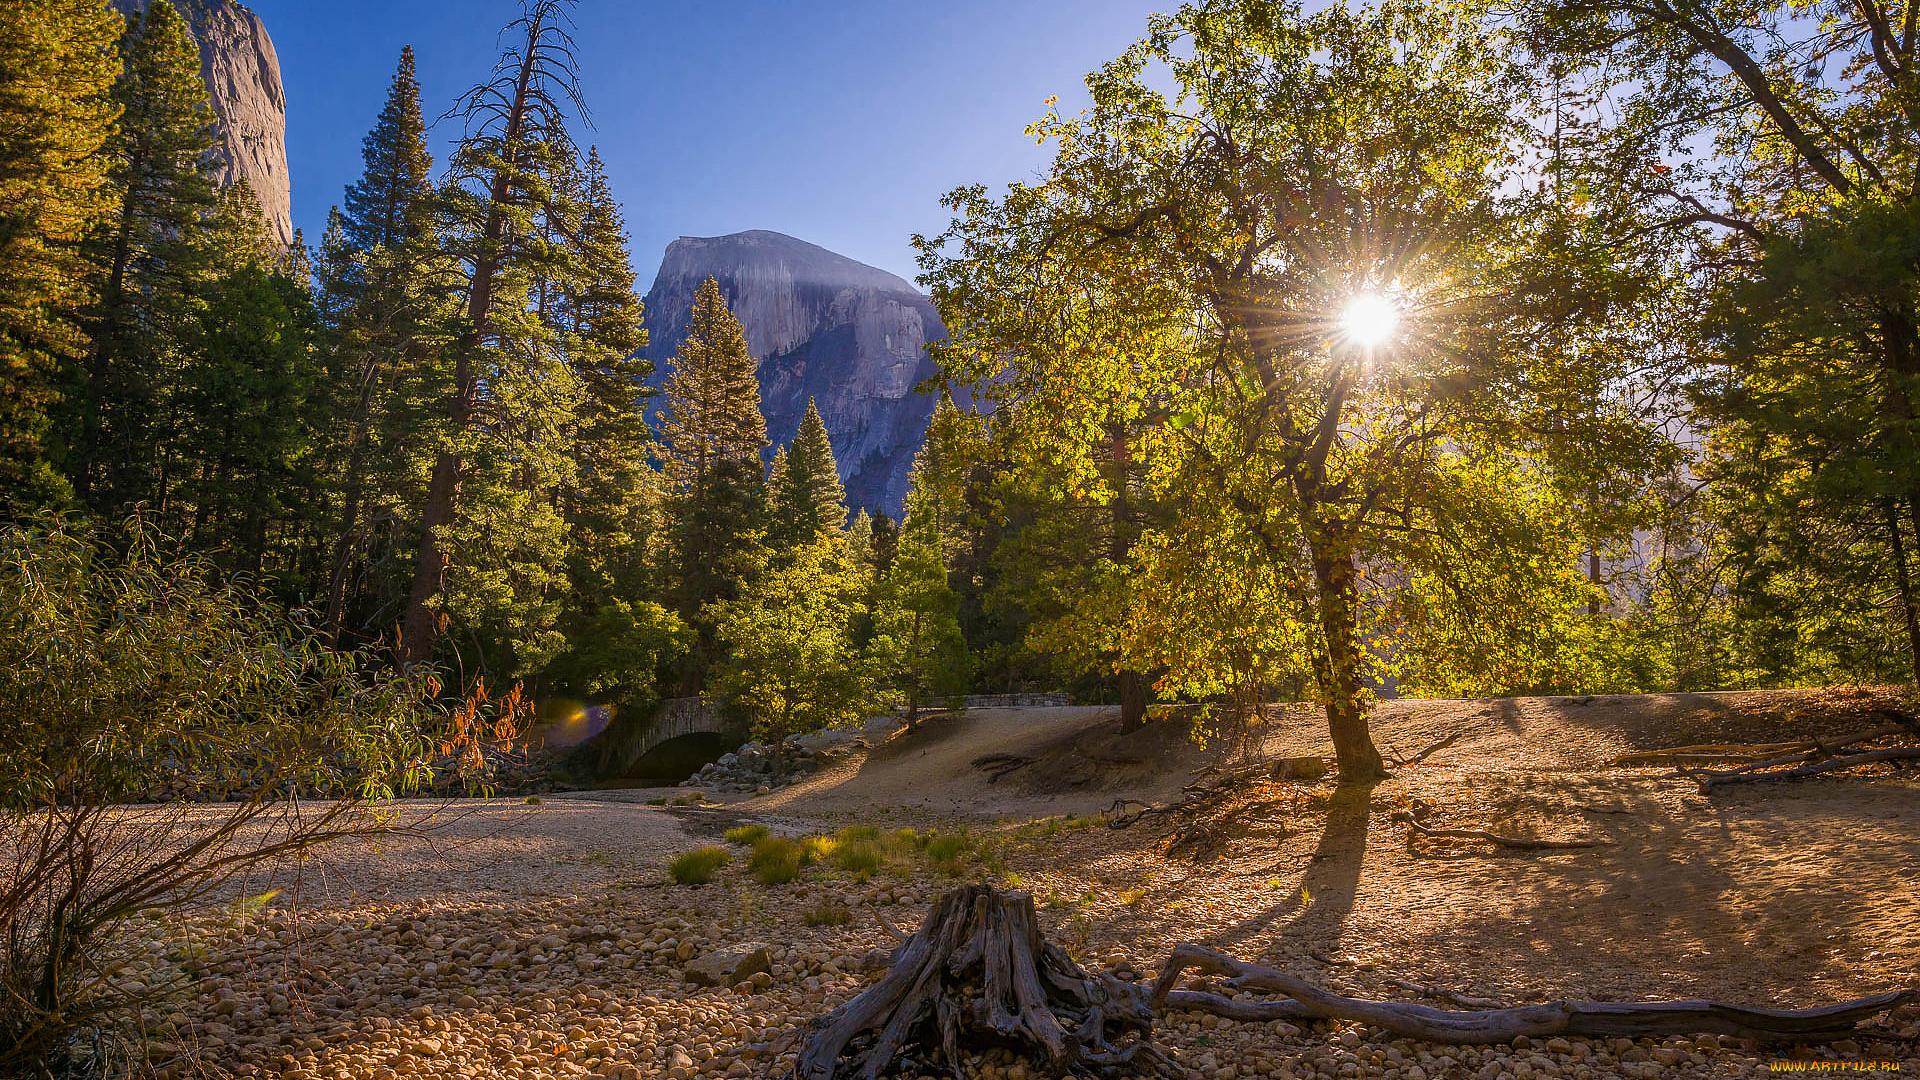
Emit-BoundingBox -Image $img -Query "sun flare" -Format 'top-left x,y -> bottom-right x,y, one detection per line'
1340,292 -> 1400,350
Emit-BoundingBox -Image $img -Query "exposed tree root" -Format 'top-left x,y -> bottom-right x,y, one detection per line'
1151,944 -> 1917,1043
971,754 -> 1032,783
1393,801 -> 1611,852
1103,766 -> 1290,861
791,886 -> 1174,1079
1393,732 -> 1464,767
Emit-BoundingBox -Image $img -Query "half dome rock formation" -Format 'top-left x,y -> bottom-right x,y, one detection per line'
641,231 -> 951,515
112,0 -> 293,246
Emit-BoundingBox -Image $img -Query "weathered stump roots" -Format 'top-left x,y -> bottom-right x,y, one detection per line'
791,885 -> 1171,1080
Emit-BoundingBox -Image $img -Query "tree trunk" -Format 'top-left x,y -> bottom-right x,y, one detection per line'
1109,425 -> 1150,730
396,16 -> 543,668
1310,535 -> 1388,783
1886,499 -> 1920,688
1118,669 -> 1149,731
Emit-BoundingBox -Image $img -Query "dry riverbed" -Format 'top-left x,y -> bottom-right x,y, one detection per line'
136,693 -> 1920,1080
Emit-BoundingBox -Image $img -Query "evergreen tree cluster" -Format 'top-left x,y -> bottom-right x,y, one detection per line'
0,0 -> 969,738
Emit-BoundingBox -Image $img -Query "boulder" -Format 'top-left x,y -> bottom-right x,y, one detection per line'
1270,756 -> 1330,782
682,943 -> 772,988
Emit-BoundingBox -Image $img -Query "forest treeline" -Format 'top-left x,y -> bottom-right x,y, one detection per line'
3,0 -> 1918,776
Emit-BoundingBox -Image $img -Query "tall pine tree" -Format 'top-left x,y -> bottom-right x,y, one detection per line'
658,275 -> 769,687
316,46 -> 438,644
770,397 -> 847,549
398,0 -> 591,669
870,462 -> 969,726
0,0 -> 122,507
68,0 -> 218,511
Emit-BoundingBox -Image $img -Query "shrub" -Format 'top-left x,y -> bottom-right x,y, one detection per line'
749,836 -> 805,884
836,824 -> 883,845
669,846 -> 729,885
0,517 -> 493,1077
834,839 -> 884,877
801,835 -> 839,863
925,833 -> 970,863
803,898 -> 853,926
726,824 -> 770,846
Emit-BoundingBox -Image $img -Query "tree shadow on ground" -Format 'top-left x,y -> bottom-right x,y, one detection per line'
1205,780 -> 1376,955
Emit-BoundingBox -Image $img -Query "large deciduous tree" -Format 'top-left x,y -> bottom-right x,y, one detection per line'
920,0 -> 1667,781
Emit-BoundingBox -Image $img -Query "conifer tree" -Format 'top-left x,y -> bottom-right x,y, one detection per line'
658,276 -> 770,664
870,511 -> 899,575
317,46 -> 439,643
0,0 -> 122,506
69,0 -> 219,509
770,397 -> 847,549
399,0 -> 593,669
548,146 -> 676,698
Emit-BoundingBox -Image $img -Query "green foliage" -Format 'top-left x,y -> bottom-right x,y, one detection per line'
707,534 -> 873,745
0,516 -> 477,1076
832,839 -> 884,877
868,468 -> 970,717
66,0 -> 222,511
0,0 -> 121,507
668,845 -> 730,885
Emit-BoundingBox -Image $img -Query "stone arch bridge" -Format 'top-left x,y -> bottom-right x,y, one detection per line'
572,697 -> 749,780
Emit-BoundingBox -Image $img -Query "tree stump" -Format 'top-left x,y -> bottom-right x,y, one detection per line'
791,885 -> 1172,1079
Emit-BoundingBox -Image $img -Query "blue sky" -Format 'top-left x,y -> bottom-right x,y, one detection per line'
251,0 -> 1168,285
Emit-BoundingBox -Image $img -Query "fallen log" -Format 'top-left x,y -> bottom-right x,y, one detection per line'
1696,745 -> 1920,792
1394,802 -> 1611,852
1151,944 -> 1916,1043
791,886 -> 1172,1079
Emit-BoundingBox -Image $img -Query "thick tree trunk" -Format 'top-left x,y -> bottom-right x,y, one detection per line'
1108,426 -> 1149,730
1118,669 -> 1149,731
1886,499 -> 1920,688
1310,536 -> 1388,783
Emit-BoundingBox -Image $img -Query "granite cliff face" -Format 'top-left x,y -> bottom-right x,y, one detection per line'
641,231 -> 951,515
112,0 -> 293,246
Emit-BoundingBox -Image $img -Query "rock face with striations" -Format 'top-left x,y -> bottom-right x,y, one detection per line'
112,0 -> 292,246
641,231 -> 951,515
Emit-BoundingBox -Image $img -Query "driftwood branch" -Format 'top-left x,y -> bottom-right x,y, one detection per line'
1393,801 -> 1612,851
1696,745 -> 1920,792
1151,944 -> 1916,1043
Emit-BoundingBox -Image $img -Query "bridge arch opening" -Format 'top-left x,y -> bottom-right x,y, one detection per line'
623,731 -> 733,786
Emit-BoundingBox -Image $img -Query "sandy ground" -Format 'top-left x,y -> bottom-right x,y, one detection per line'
98,690 -> 1920,1079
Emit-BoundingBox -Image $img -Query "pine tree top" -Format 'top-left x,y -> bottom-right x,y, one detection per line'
659,276 -> 767,490
342,45 -> 434,253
